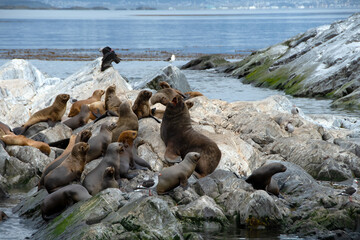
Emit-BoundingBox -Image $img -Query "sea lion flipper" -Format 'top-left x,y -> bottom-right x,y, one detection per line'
13,126 -> 26,135
149,115 -> 161,123
164,146 -> 182,164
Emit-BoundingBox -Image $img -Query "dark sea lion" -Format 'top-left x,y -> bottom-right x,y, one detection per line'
83,166 -> 118,196
86,122 -> 117,163
111,101 -> 139,142
100,47 -> 121,72
0,134 -> 51,155
161,95 -> 221,178
63,104 -> 91,130
0,210 -> 8,222
14,94 -> 70,135
157,152 -> 200,194
41,184 -> 91,221
132,90 -> 161,123
245,162 -> 287,191
0,121 -> 14,137
38,130 -> 92,190
117,130 -> 152,171
89,101 -> 106,120
105,84 -> 122,114
82,142 -> 125,195
44,142 -> 89,193
68,90 -> 104,117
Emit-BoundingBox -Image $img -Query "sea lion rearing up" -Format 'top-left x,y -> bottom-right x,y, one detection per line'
0,134 -> 51,156
132,90 -> 161,123
68,90 -> 104,117
105,84 -> 122,115
82,142 -> 125,195
245,162 -> 287,193
161,95 -> 221,178
63,104 -> 91,130
111,101 -> 139,142
86,122 -> 117,163
41,184 -> 91,221
44,142 -> 89,193
157,152 -> 200,194
14,93 -> 70,135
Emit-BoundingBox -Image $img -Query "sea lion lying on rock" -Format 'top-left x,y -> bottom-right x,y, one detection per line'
161,95 -> 221,178
0,134 -> 51,156
68,90 -> 104,117
63,104 -> 91,130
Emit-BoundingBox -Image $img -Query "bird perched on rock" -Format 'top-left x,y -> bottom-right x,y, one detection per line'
338,179 -> 358,202
135,174 -> 159,196
165,54 -> 175,64
285,122 -> 294,136
291,105 -> 299,117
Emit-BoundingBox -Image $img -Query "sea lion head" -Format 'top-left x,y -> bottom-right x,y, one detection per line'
39,143 -> 51,156
72,142 -> 90,158
140,90 -> 152,100
107,142 -> 125,155
106,85 -> 116,95
117,130 -> 137,145
78,130 -> 92,143
104,166 -> 115,179
185,101 -> 194,110
165,95 -> 187,115
56,94 -> 70,104
93,89 -> 105,99
186,152 -> 201,164
159,81 -> 171,89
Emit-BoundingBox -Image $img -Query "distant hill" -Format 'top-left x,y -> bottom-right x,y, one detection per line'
0,0 -> 54,9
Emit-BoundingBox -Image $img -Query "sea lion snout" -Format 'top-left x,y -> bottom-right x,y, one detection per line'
189,152 -> 201,161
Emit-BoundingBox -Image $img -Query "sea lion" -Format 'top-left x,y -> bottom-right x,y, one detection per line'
89,101 -> 106,120
0,121 -> 14,137
111,101 -> 139,142
86,122 -> 117,163
245,162 -> 287,191
0,134 -> 51,156
44,142 -> 89,193
161,95 -> 221,178
150,88 -> 181,106
82,142 -> 125,195
68,90 -> 104,117
100,46 -> 121,72
105,84 -> 122,114
38,130 -> 92,190
83,166 -> 118,196
184,91 -> 204,99
117,130 -> 152,171
63,104 -> 91,130
265,178 -> 281,197
132,90 -> 161,123
157,152 -> 200,194
41,184 -> 91,221
0,210 -> 8,222
14,94 -> 70,135
159,81 -> 186,98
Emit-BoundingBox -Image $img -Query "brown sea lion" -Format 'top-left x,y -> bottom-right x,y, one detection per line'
117,130 -> 152,171
160,95 -> 221,178
245,162 -> 287,191
82,166 -> 118,196
86,122 -> 117,163
159,81 -> 186,98
38,130 -> 92,190
184,91 -> 204,99
82,142 -> 125,195
41,184 -> 91,221
132,90 -> 161,123
157,152 -> 200,194
63,104 -> 91,130
105,85 -> 122,114
0,210 -> 8,222
266,178 -> 281,197
44,142 -> 89,193
89,101 -> 106,120
111,101 -> 139,142
150,88 -> 180,106
14,94 -> 70,135
68,90 -> 104,117
0,134 -> 51,155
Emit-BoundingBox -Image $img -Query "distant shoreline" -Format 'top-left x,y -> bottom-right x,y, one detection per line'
0,49 -> 249,61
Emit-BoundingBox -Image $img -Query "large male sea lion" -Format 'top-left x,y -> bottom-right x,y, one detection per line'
38,130 -> 92,190
41,184 -> 91,221
161,95 -> 221,178
14,93 -> 70,135
82,142 -> 125,195
0,134 -> 51,155
157,152 -> 200,194
68,90 -> 104,117
86,122 -> 116,163
63,104 -> 91,130
111,101 -> 138,142
245,162 -> 287,191
44,142 -> 89,193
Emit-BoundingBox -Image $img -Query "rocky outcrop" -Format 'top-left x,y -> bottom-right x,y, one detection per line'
181,55 -> 229,70
220,13 -> 360,109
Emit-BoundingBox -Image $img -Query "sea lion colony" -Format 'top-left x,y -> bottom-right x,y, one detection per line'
0,62 -> 285,221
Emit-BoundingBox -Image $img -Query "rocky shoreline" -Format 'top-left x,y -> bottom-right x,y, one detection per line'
0,57 -> 359,239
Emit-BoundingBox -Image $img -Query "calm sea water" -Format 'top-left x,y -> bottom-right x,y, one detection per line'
0,9 -> 358,53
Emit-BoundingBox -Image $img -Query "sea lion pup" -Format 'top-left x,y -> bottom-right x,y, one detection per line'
88,101 -> 106,120
44,142 -> 89,193
41,184 -> 91,221
0,210 -> 8,222
111,101 -> 139,142
105,84 -> 122,114
82,142 -> 125,195
117,130 -> 152,171
63,104 -> 91,130
86,122 -> 117,163
13,93 -> 70,135
157,152 -> 200,194
68,90 -> 104,117
100,46 -> 121,72
0,121 -> 14,137
132,90 -> 161,123
245,162 -> 287,192
0,134 -> 51,156
38,130 -> 92,190
160,95 -> 221,178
